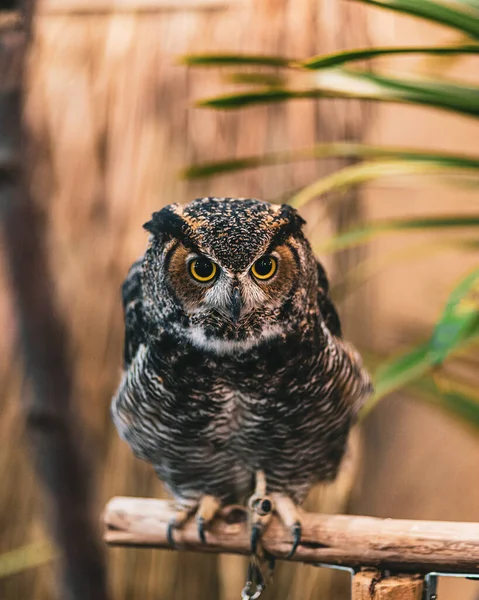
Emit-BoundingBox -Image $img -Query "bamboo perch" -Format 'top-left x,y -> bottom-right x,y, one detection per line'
104,497 -> 479,574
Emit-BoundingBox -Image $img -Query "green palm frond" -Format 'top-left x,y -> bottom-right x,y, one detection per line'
182,53 -> 293,67
405,375 -> 479,432
197,69 -> 479,118
430,267 -> 479,364
290,160 -> 479,208
318,216 -> 479,253
362,267 -> 479,418
182,143 -> 479,179
355,0 -> 479,39
302,44 -> 479,69
0,541 -> 57,578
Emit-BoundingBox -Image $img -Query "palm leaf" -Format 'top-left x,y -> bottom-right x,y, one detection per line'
434,371 -> 479,402
318,215 -> 479,253
430,267 -> 479,365
303,44 -> 479,70
355,0 -> 479,40
196,88 -> 317,109
198,69 -> 479,118
435,388 -> 479,430
361,343 -> 431,418
182,53 -> 293,68
0,541 -> 57,578
311,69 -> 479,117
182,46 -> 479,73
289,160 -> 479,209
408,376 -> 479,432
182,143 -> 479,179
362,309 -> 479,418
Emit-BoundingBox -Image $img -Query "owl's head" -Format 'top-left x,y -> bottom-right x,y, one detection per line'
142,197 -> 318,353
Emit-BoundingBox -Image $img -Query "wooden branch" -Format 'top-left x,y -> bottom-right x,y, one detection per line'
352,571 -> 424,600
0,5 -> 110,600
37,0 -> 235,14
104,497 -> 479,574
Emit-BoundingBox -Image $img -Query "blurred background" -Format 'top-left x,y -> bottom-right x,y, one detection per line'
1,0 -> 479,599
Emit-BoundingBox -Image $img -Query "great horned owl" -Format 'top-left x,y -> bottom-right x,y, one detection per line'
111,196 -> 372,559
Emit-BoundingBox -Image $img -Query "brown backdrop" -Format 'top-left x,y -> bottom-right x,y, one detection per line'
1,1 -> 369,599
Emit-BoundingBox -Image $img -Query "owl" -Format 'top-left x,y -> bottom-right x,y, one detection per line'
111,196 -> 372,560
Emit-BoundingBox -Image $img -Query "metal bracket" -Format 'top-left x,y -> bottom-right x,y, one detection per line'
424,573 -> 438,600
315,563 -> 357,577
424,571 -> 479,600
313,564 -> 479,600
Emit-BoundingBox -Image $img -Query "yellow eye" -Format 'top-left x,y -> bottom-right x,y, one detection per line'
251,255 -> 277,280
189,257 -> 217,282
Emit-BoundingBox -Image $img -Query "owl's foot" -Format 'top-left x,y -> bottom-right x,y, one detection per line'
248,470 -> 274,555
270,492 -> 303,558
166,494 -> 222,547
247,474 -> 304,559
196,494 -> 221,544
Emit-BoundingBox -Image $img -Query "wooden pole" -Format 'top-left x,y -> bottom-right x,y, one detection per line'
104,497 -> 479,574
0,17 -> 24,94
352,571 -> 424,600
0,4 -> 110,600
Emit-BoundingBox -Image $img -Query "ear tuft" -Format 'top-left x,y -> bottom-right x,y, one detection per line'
267,204 -> 306,249
278,204 -> 306,233
143,205 -> 184,237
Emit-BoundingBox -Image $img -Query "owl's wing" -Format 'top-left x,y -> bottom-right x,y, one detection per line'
316,260 -> 342,338
332,337 -> 373,418
121,257 -> 145,369
316,261 -> 373,415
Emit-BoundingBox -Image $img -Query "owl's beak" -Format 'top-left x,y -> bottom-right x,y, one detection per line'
230,287 -> 242,323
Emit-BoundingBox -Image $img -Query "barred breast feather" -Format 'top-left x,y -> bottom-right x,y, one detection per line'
112,248 -> 372,506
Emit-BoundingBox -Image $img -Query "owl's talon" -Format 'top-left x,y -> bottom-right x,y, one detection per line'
269,493 -> 304,559
286,521 -> 302,558
197,516 -> 207,544
194,494 -> 221,544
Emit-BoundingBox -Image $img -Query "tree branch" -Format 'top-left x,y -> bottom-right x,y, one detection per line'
104,497 -> 479,575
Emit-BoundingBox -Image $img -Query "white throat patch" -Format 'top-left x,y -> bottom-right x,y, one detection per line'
186,324 -> 284,354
